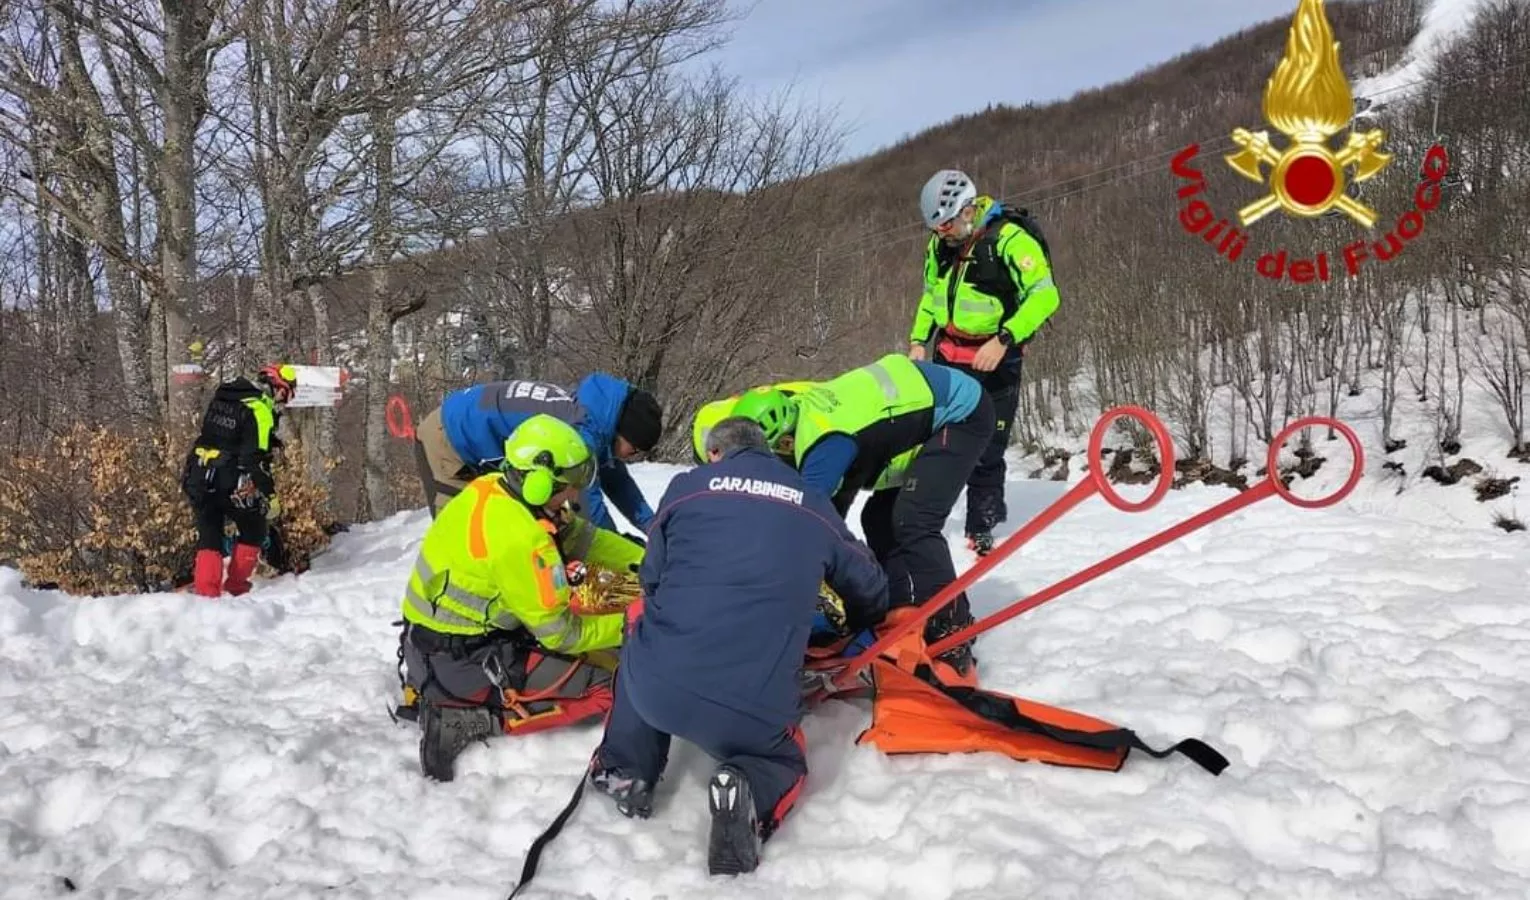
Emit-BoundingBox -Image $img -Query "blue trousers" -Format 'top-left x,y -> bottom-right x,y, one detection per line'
596,661 -> 807,833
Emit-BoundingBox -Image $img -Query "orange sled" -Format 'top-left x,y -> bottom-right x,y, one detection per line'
855,659 -> 1227,774
816,609 -> 1227,775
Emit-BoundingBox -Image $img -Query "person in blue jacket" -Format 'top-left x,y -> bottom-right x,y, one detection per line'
412,374 -> 663,532
588,416 -> 889,877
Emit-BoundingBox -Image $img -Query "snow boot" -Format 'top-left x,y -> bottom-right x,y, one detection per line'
223,542 -> 262,596
926,599 -> 978,685
192,549 -> 224,598
706,765 -> 760,876
589,766 -> 655,819
418,701 -> 498,782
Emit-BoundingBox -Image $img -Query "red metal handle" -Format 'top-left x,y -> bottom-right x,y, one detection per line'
925,415 -> 1364,659
386,394 -> 416,440
826,405 -> 1175,692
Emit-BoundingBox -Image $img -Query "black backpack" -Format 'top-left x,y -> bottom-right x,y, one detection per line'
993,204 -> 1052,267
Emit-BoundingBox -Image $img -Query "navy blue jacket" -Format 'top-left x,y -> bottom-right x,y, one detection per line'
625,447 -> 889,728
437,374 -> 654,530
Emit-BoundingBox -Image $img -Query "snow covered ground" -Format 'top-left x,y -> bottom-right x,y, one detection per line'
1353,0 -> 1491,105
3,429 -> 1528,899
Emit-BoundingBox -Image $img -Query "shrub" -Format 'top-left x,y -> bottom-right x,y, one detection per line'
0,424 -> 338,595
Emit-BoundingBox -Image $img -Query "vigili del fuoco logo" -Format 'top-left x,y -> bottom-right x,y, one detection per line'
1171,0 -> 1450,283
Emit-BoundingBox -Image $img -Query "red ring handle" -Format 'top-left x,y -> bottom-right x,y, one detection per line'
385,395 -> 416,440
1267,416 -> 1363,509
1087,405 -> 1176,513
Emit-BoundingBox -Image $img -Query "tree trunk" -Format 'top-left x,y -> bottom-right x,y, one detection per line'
361,3 -> 399,521
308,283 -> 338,521
158,1 -> 205,440
51,5 -> 158,420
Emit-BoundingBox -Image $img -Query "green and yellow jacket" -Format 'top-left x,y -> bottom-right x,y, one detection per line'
910,195 -> 1060,348
400,474 -> 644,653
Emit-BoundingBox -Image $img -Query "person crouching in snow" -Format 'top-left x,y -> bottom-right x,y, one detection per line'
397,413 -> 645,782
588,417 -> 889,876
180,363 -> 295,598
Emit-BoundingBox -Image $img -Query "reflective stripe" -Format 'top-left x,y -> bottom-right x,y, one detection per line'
529,611 -> 582,649
866,362 -> 899,402
957,296 -> 995,315
467,480 -> 496,559
403,586 -> 485,632
406,555 -> 521,633
1021,274 -> 1055,296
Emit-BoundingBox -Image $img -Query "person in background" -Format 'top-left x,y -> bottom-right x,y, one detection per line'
909,169 -> 1061,555
180,364 -> 296,598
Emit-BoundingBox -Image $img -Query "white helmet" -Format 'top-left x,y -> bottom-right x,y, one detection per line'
920,169 -> 977,227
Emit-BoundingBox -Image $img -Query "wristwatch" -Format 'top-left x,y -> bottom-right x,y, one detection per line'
996,330 -> 1016,347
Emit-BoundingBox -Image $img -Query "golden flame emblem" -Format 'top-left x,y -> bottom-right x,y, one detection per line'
1225,0 -> 1392,227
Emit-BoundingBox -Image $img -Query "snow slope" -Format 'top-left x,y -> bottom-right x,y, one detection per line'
1353,0 -> 1492,104
4,439 -> 1529,899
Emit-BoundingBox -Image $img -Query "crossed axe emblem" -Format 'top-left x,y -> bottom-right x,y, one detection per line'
1225,127 -> 1392,228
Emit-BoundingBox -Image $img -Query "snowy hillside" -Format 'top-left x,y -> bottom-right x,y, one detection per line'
1353,0 -> 1491,104
4,434 -> 1529,898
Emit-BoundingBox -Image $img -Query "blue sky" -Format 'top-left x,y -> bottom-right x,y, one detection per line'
691,0 -> 1306,160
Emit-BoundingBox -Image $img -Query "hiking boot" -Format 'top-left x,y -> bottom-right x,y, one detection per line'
418,702 -> 497,782
706,765 -> 760,876
932,642 -> 977,682
926,603 -> 978,681
588,766 -> 655,819
965,531 -> 995,557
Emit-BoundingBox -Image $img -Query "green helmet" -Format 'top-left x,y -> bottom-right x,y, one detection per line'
502,414 -> 595,506
731,388 -> 797,448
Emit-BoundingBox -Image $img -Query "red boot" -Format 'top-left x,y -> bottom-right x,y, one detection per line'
224,542 -> 262,596
193,549 -> 225,598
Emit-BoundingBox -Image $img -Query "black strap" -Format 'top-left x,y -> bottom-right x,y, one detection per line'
506,771 -> 588,899
915,665 -> 1229,776
413,438 -> 463,518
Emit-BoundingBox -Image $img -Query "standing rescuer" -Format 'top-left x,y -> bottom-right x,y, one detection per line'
909,169 -> 1061,555
180,363 -> 295,598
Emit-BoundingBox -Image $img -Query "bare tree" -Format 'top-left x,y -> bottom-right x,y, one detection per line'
552,53 -> 844,443
0,1 -> 158,418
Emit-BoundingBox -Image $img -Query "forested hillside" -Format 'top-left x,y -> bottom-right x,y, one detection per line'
2,0 -> 1526,591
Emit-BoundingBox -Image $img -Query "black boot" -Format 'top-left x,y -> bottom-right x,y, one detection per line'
418,702 -> 497,782
589,766 -> 655,819
926,596 -> 978,677
706,765 -> 760,876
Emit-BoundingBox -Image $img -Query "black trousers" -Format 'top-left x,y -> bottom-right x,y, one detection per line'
861,391 -> 995,643
939,349 -> 1024,534
401,624 -> 613,720
194,499 -> 268,552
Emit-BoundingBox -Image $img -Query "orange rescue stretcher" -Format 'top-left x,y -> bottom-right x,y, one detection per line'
802,405 -> 1364,777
